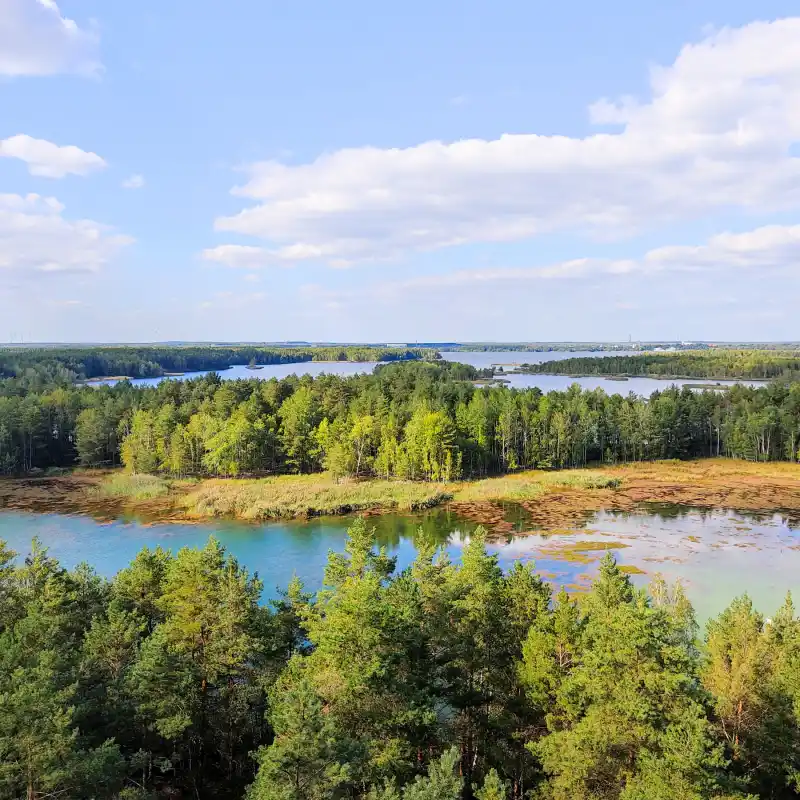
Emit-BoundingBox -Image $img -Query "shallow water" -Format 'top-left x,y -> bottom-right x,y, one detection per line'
524,506 -> 800,622
91,351 -> 762,396
0,504 -> 795,622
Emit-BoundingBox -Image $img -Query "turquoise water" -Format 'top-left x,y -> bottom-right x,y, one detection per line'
0,505 -> 796,622
91,352 -> 761,396
0,509 -> 585,600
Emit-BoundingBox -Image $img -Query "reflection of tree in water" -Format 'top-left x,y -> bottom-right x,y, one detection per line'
369,510 -> 464,550
616,503 -> 790,528
781,512 -> 800,529
498,501 -> 536,531
634,502 -> 699,521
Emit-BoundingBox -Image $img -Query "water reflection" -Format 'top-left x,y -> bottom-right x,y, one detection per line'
0,502 -> 797,623
90,351 -> 764,397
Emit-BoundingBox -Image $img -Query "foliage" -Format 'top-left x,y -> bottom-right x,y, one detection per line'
3,520 -> 799,798
0,345 -> 431,384
521,349 -> 800,381
1,359 -> 799,479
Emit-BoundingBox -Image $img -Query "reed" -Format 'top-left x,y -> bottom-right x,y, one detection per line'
181,474 -> 453,520
97,473 -> 172,500
452,469 -> 620,502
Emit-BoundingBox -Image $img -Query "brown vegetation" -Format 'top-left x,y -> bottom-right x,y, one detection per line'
0,458 -> 797,530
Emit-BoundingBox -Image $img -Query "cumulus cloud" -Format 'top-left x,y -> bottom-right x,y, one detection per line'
121,174 -> 145,190
0,135 -> 106,178
213,18 -> 800,265
0,0 -> 100,77
300,223 -> 800,306
0,193 -> 132,274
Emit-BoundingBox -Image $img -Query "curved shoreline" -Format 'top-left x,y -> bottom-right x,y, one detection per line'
1,460 -> 798,533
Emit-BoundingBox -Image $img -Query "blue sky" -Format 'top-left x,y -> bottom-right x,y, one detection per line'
1,0 -> 799,343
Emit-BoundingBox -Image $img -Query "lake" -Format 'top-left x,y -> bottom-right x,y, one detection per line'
438,350 -> 765,393
0,504 -> 796,623
93,351 -> 764,396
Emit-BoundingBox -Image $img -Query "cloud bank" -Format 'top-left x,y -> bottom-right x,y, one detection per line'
300,222 -> 800,306
212,18 -> 800,266
0,193 -> 132,275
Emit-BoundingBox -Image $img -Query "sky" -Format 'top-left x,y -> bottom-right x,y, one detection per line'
1,0 -> 800,343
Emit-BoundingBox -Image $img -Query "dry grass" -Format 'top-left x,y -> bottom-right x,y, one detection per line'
535,539 -> 630,564
95,473 -> 173,500
452,469 -> 620,503
113,457 -> 800,525
5,456 -> 798,526
180,474 -> 453,520
619,564 -> 647,575
179,468 -> 622,522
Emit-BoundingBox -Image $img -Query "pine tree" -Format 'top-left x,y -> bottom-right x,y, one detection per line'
532,555 -> 727,800
248,672 -> 353,800
475,768 -> 508,800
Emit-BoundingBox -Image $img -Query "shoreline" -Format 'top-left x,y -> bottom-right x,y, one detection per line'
515,370 -> 771,383
0,459 -> 798,532
75,357 -> 425,384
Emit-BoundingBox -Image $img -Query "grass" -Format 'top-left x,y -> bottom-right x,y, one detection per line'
179,467 -> 620,521
536,540 -> 630,564
81,457 -> 800,524
556,540 -> 630,552
181,474 -> 453,520
619,564 -> 647,575
96,473 -> 173,501
452,469 -> 620,503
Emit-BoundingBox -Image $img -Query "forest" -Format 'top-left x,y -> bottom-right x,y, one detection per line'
0,345 -> 428,387
521,351 -> 800,381
2,520 -> 800,799
1,361 -> 800,476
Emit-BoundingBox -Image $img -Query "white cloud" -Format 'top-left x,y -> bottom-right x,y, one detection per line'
0,135 -> 106,178
214,18 -> 800,265
202,244 -> 283,269
121,174 -> 145,189
300,222 -> 800,306
0,0 -> 99,77
0,193 -> 132,274
644,224 -> 800,271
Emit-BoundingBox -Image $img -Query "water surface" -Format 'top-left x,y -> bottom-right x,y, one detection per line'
438,351 -> 764,393
0,505 -> 795,622
93,351 -> 763,396
93,360 -> 379,387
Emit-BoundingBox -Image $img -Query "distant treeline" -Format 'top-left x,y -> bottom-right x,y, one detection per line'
446,344 -> 631,352
2,523 -> 800,799
521,350 -> 800,381
0,345 -> 430,388
0,360 -> 799,476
